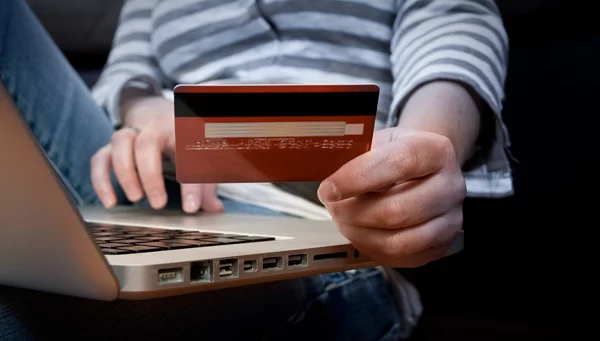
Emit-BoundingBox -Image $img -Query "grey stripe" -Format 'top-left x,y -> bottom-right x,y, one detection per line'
395,17 -> 508,62
115,32 -> 151,45
279,56 -> 393,83
171,32 -> 276,75
281,29 -> 389,53
154,0 -> 238,29
415,44 -> 502,83
398,0 -> 435,15
396,40 -> 504,83
402,29 -> 505,72
109,55 -> 159,67
121,8 -> 152,22
266,0 -> 395,26
156,11 -> 263,58
402,0 -> 494,18
403,58 -> 499,106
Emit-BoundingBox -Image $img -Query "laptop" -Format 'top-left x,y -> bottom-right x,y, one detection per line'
0,83 -> 463,301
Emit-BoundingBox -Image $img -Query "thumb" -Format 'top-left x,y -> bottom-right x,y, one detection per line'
201,184 -> 224,212
180,183 -> 203,213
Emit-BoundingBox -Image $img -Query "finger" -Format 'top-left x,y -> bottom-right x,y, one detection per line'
110,129 -> 143,202
379,245 -> 451,268
336,210 -> 462,267
325,173 -> 464,229
90,145 -> 117,208
180,183 -> 203,213
134,130 -> 168,209
318,132 -> 454,202
201,184 -> 224,212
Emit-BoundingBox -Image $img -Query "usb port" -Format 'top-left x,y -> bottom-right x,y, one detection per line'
158,267 -> 184,285
243,260 -> 257,272
219,259 -> 238,279
287,254 -> 307,268
262,256 -> 282,271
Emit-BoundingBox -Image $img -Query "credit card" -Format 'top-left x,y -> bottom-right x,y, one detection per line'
173,84 -> 379,183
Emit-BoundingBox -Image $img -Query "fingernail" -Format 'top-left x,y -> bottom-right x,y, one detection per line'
184,194 -> 199,212
318,181 -> 340,202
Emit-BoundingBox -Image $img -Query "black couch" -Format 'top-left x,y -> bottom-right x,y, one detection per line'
31,1 -> 596,339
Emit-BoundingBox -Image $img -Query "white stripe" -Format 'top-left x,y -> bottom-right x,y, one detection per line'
263,0 -> 395,11
237,65 -> 391,89
205,122 -> 352,138
153,0 -> 205,18
107,41 -> 153,63
272,12 -> 392,41
398,0 -> 496,29
100,62 -> 160,81
392,20 -> 505,73
281,40 -> 391,70
464,173 -> 513,198
114,18 -> 152,41
395,35 -> 503,82
120,0 -> 157,14
175,43 -> 278,82
398,49 -> 502,94
162,20 -> 269,71
153,2 -> 250,47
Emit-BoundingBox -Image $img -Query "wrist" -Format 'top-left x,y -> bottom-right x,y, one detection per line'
121,95 -> 172,127
396,80 -> 482,165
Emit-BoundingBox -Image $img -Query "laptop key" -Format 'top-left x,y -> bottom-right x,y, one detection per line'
140,242 -> 196,250
92,232 -> 120,237
234,236 -> 276,242
115,239 -> 148,244
117,245 -> 161,253
135,236 -> 166,241
199,237 -> 250,244
123,231 -> 152,236
167,239 -> 222,246
98,243 -> 129,248
101,248 -> 131,255
95,236 -> 127,242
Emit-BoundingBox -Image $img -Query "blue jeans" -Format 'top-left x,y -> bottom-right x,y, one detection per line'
0,1 -> 403,340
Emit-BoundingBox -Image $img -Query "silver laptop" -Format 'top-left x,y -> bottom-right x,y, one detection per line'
0,83 -> 463,301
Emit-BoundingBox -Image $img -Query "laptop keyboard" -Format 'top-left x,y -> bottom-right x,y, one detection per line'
89,223 -> 276,255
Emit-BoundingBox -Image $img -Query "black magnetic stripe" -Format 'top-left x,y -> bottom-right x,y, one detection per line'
174,91 -> 379,118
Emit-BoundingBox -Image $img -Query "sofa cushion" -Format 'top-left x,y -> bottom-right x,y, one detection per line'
27,0 -> 123,53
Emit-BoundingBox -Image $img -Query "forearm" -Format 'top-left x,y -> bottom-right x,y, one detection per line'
396,80 -> 482,165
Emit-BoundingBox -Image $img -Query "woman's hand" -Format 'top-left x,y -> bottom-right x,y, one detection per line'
90,96 -> 223,213
319,128 -> 466,267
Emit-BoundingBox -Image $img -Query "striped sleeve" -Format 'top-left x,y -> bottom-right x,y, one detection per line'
91,0 -> 166,126
389,0 -> 510,150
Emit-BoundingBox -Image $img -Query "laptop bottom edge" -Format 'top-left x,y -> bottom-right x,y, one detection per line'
112,244 -> 375,300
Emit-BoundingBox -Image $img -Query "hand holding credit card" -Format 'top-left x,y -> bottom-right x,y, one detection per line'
173,84 -> 379,183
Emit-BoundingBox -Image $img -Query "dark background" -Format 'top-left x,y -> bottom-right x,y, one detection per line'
29,0 -> 598,339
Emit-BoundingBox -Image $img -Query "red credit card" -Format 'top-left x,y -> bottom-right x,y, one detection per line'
174,84 -> 379,183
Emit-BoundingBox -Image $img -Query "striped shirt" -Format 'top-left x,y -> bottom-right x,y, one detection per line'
92,0 -> 513,198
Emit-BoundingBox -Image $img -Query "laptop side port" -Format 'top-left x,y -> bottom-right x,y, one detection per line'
158,267 -> 184,285
218,259 -> 238,279
287,254 -> 307,268
313,251 -> 348,261
262,256 -> 283,271
190,261 -> 212,283
243,260 -> 257,272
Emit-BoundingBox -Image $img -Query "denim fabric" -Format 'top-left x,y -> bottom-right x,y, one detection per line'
0,0 -> 401,340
